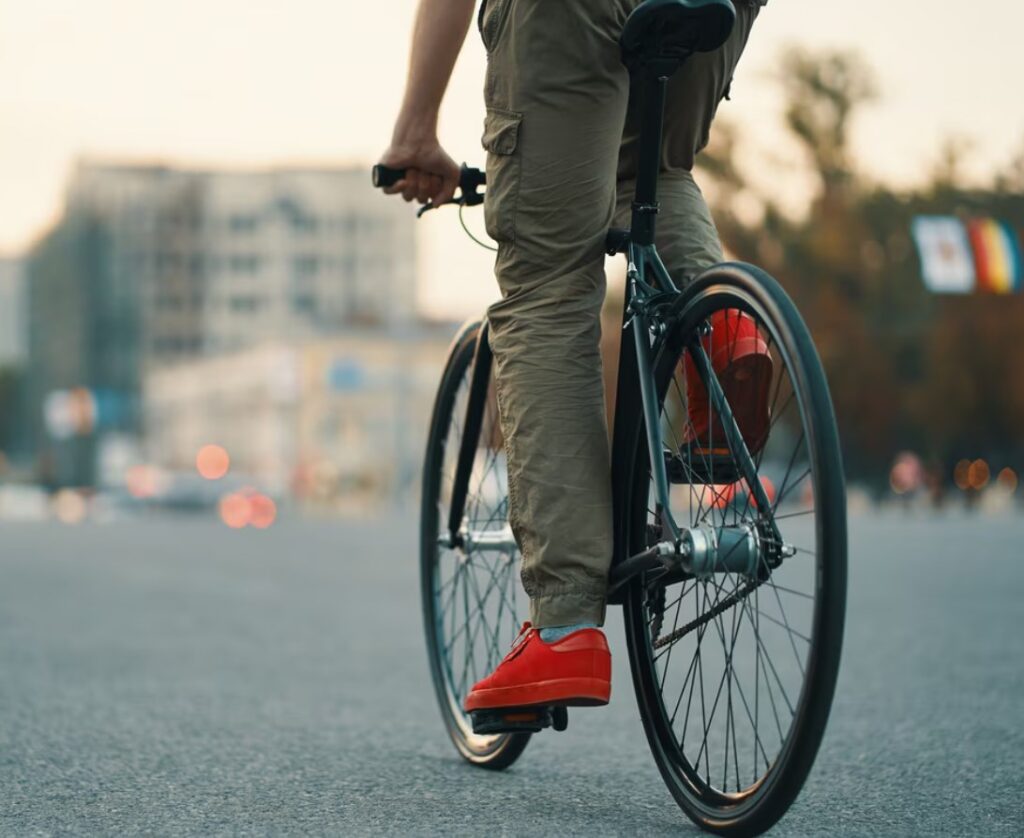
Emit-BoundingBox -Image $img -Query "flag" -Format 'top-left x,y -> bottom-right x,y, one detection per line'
966,219 -> 1023,293
912,216 -> 976,294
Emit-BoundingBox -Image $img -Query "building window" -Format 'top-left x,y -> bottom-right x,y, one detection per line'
229,214 -> 259,233
275,197 -> 316,233
158,252 -> 183,275
292,215 -> 317,234
292,294 -> 317,315
229,254 -> 261,274
153,336 -> 186,353
230,295 -> 264,312
292,255 -> 319,277
155,294 -> 184,311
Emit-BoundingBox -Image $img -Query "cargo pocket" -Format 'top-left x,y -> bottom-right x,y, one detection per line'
479,0 -> 515,53
481,107 -> 523,246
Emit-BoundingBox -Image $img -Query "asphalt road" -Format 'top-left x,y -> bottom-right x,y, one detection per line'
1,511 -> 1022,836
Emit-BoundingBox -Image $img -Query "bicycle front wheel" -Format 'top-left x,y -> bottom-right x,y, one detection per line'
620,263 -> 847,835
420,319 -> 530,770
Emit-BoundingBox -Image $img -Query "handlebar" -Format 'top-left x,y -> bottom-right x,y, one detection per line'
371,163 -> 486,217
371,164 -> 406,189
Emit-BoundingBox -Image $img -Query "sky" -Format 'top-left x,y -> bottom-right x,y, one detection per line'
1,0 -> 1022,319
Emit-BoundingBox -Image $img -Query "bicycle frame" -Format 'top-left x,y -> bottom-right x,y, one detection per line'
441,58 -> 779,593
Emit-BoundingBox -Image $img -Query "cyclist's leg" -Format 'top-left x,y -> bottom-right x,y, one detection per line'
614,2 -> 767,462
614,1 -> 762,284
481,0 -> 634,629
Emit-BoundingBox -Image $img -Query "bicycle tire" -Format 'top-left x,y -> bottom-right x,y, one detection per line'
420,319 -> 531,770
619,263 -> 847,835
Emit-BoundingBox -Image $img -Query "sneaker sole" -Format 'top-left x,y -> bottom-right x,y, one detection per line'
464,677 -> 611,712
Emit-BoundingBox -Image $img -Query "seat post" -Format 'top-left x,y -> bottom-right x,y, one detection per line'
630,62 -> 676,247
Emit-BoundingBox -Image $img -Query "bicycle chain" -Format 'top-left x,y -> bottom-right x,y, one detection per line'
645,522 -> 667,641
652,579 -> 761,650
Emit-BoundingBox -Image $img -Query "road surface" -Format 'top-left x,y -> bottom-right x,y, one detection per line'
1,511 -> 1022,835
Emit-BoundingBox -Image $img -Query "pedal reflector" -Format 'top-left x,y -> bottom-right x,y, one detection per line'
471,706 -> 566,735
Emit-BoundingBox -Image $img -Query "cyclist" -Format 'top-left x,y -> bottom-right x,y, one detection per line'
379,0 -> 769,717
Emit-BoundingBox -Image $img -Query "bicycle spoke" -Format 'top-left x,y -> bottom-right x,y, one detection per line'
692,575 -> 746,776
429,350 -> 529,725
752,586 -> 785,743
658,580 -> 688,692
751,605 -> 811,646
643,297 -> 832,800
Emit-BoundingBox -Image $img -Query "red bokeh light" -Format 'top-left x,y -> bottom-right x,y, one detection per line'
248,494 -> 277,529
219,492 -> 250,529
217,489 -> 277,529
196,444 -> 230,480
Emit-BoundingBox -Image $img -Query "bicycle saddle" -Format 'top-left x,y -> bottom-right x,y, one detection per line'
621,0 -> 736,67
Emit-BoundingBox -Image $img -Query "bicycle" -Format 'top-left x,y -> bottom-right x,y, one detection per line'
373,0 -> 847,833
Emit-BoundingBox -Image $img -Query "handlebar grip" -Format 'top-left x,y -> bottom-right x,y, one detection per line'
372,164 -> 406,189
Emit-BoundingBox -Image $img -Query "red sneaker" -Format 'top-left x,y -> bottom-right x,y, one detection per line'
464,623 -> 611,712
679,309 -> 773,478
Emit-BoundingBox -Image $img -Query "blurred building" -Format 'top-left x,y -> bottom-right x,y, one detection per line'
0,257 -> 27,364
26,160 -> 416,486
143,329 -> 453,510
0,257 -> 28,465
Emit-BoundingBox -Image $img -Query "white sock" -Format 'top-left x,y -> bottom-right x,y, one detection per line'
538,622 -> 598,643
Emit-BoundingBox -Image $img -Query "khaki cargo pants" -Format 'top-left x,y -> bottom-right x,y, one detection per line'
480,0 -> 761,627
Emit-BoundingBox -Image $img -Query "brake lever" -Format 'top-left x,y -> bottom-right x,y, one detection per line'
416,201 -> 444,218
416,194 -> 468,218
413,164 -> 485,218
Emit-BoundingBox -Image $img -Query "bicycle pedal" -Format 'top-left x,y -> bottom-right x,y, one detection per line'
470,706 -> 569,735
666,447 -> 740,485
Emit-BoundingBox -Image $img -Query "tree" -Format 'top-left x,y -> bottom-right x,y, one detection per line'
696,45 -> 1024,484
778,47 -> 878,201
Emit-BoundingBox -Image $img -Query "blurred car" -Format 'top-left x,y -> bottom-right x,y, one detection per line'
0,484 -> 50,521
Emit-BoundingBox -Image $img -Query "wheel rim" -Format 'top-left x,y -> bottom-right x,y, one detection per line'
630,283 -> 843,814
425,347 -> 526,755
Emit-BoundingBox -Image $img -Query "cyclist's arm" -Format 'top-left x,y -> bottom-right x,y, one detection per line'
380,0 -> 475,205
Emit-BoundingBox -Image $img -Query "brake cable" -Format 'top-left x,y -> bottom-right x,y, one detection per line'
459,204 -> 498,252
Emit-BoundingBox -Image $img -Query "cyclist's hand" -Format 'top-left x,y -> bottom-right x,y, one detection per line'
378,135 -> 460,206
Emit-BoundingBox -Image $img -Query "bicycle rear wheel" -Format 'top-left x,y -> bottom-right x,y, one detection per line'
621,264 -> 847,835
420,319 -> 530,770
